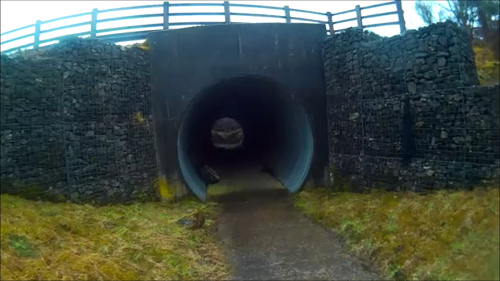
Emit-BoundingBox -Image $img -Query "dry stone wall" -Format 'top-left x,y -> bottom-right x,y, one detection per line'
0,38 -> 157,204
324,21 -> 499,191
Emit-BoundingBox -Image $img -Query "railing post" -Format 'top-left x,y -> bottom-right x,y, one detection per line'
33,20 -> 42,50
326,12 -> 333,34
224,1 -> 231,24
355,5 -> 363,29
163,2 -> 170,29
90,8 -> 98,38
284,5 -> 291,23
395,0 -> 406,34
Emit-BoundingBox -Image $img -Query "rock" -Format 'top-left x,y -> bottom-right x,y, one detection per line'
437,57 -> 446,67
200,166 -> 220,185
349,112 -> 359,121
438,35 -> 448,46
70,192 -> 79,200
106,189 -> 114,197
67,146 -> 74,157
64,62 -> 72,70
429,100 -> 440,108
415,52 -> 428,58
407,82 -> 417,93
176,218 -> 194,228
440,131 -> 448,139
82,165 -> 96,174
176,212 -> 205,229
431,137 -> 436,146
469,106 -> 480,116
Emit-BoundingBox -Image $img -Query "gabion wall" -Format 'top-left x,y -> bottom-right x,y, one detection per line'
324,21 -> 499,191
0,38 -> 157,204
1,21 -> 498,203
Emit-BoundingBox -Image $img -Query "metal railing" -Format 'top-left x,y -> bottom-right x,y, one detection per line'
1,0 -> 406,53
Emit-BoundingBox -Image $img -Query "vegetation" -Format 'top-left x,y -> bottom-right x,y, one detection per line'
295,187 -> 500,280
139,39 -> 149,51
474,42 -> 500,85
0,194 -> 229,280
414,0 -> 500,85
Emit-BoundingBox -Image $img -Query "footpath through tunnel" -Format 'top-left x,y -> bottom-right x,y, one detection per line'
178,76 -> 314,200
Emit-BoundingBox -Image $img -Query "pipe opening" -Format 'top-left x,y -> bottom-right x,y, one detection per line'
177,75 -> 314,201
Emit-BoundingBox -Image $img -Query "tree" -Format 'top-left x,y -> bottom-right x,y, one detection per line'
473,0 -> 499,59
414,1 -> 498,53
443,0 -> 479,39
415,1 -> 436,25
414,0 -> 499,84
414,1 -> 448,25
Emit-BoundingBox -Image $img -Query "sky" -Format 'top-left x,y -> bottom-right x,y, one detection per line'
0,0 -> 425,52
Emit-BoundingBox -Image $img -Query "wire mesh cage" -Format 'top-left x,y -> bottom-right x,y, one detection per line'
324,23 -> 499,192
0,38 -> 157,203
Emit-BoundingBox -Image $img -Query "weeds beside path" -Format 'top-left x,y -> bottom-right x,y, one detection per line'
295,187 -> 500,281
0,195 -> 229,280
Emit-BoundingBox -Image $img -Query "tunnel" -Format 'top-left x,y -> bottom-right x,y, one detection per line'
177,75 -> 314,200
148,23 -> 328,201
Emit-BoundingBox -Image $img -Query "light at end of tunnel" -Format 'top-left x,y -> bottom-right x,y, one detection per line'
211,117 -> 244,150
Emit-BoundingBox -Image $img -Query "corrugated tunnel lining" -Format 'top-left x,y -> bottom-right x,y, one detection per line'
177,75 -> 314,201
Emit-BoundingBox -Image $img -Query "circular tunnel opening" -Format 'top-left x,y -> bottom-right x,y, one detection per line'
178,75 -> 314,201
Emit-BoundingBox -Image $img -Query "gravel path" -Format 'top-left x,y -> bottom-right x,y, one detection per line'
214,188 -> 381,280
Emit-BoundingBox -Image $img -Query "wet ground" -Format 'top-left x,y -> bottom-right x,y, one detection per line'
210,168 -> 381,280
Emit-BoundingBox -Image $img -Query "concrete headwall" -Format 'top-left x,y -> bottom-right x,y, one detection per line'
0,38 -> 157,203
323,21 -> 499,191
149,23 -> 329,200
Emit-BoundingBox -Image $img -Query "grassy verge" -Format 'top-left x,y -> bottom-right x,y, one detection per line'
0,194 -> 229,280
294,187 -> 499,280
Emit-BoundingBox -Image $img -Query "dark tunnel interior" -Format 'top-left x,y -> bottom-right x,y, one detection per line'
177,75 -> 314,200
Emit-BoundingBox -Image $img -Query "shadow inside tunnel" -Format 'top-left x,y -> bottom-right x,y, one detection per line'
206,147 -> 288,203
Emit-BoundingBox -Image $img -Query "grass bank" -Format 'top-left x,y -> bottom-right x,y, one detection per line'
0,194 -> 229,280
295,187 -> 499,280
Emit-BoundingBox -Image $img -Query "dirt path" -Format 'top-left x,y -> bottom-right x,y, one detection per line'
212,179 -> 381,280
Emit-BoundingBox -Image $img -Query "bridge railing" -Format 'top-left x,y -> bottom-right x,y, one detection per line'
1,0 -> 406,53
